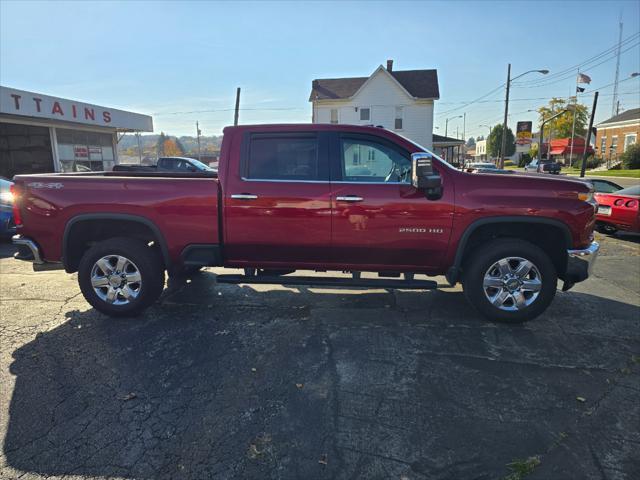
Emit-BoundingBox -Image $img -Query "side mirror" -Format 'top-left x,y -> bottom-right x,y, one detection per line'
411,152 -> 443,200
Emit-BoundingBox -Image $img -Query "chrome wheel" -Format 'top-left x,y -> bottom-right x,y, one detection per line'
483,257 -> 542,311
90,255 -> 142,305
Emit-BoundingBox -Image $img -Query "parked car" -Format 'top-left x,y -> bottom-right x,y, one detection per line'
525,159 -> 562,174
465,162 -> 497,173
12,124 -> 599,323
113,156 -> 215,173
0,177 -> 16,239
588,179 -> 623,194
594,185 -> 640,234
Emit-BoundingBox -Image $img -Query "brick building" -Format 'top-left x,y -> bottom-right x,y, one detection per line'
595,108 -> 639,163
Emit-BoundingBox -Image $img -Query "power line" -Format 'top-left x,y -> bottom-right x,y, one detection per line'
514,41 -> 639,89
513,31 -> 640,87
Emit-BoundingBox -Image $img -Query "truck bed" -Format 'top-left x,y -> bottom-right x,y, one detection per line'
12,172 -> 221,265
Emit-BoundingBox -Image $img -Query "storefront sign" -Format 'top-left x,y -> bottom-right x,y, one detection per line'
516,121 -> 532,145
74,145 -> 89,159
0,86 -> 153,131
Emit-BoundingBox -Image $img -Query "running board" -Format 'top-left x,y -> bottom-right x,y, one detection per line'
215,274 -> 438,290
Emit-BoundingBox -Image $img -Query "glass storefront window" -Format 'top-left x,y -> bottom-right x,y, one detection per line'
56,128 -> 115,172
0,123 -> 54,178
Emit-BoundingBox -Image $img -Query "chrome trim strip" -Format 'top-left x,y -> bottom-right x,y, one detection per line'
336,196 -> 364,202
230,194 -> 258,200
240,177 -> 410,186
12,235 -> 44,264
567,241 -> 599,258
240,177 -> 328,184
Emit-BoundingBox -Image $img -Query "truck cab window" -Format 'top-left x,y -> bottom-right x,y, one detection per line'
247,136 -> 320,181
340,138 -> 411,183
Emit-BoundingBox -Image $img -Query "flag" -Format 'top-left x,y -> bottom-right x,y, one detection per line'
577,73 -> 592,84
576,86 -> 585,93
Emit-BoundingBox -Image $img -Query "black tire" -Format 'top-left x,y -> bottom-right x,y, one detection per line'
462,239 -> 557,323
78,237 -> 165,317
596,223 -> 617,235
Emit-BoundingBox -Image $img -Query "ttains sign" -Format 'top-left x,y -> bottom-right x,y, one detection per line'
0,86 -> 153,131
516,121 -> 533,145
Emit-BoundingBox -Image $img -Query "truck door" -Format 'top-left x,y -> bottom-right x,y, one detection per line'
223,131 -> 332,266
329,133 -> 454,270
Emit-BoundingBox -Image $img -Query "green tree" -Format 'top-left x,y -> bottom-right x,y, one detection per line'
621,143 -> 640,169
487,124 -> 515,158
466,137 -> 476,147
175,138 -> 186,155
537,97 -> 588,139
529,144 -> 539,160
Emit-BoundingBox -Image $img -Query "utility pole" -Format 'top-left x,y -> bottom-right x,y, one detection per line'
500,63 -> 511,169
569,70 -> 579,167
463,112 -> 466,145
611,16 -> 623,117
136,132 -> 142,163
234,87 -> 241,126
581,91 -> 598,178
196,121 -> 202,161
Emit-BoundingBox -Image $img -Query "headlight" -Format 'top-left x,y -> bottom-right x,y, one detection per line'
0,191 -> 13,205
577,190 -> 594,202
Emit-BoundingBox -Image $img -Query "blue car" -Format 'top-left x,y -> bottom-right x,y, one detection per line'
0,177 -> 16,239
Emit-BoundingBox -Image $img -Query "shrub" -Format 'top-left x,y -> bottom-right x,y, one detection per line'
574,156 -> 603,170
621,143 -> 640,169
519,154 -> 531,167
504,160 -> 515,167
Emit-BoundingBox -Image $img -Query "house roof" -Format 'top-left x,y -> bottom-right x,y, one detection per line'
310,68 -> 439,101
433,134 -> 464,145
597,107 -> 640,126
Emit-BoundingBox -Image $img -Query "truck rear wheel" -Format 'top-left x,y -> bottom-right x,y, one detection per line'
78,237 -> 165,317
462,239 -> 557,322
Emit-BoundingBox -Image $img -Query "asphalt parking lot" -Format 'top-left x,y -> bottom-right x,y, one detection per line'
0,233 -> 639,480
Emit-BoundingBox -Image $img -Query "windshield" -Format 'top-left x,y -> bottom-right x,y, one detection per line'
189,159 -> 214,171
615,185 -> 640,196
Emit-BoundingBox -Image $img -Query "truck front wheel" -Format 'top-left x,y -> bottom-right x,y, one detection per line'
462,239 -> 557,322
78,237 -> 165,317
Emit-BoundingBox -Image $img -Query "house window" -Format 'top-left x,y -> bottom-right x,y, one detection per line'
330,109 -> 338,124
359,108 -> 370,121
610,136 -> 618,155
624,133 -> 637,151
394,107 -> 403,130
600,136 -> 606,155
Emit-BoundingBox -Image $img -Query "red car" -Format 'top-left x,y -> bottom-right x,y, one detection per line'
11,124 -> 599,323
595,185 -> 640,234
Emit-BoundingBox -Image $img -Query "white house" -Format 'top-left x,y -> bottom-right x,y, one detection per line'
309,60 -> 439,149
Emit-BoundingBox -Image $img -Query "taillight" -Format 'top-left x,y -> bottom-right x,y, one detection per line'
626,199 -> 638,208
9,184 -> 22,226
614,198 -> 625,206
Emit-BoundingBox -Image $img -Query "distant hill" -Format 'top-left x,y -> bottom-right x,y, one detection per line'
118,133 -> 222,158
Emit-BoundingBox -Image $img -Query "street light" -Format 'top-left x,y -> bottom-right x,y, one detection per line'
479,124 -> 492,137
445,115 -> 462,137
499,66 -> 549,168
538,109 -> 571,162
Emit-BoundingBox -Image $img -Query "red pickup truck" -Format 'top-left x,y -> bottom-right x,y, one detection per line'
11,124 -> 599,322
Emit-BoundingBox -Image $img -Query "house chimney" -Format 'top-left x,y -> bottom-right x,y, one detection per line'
386,59 -> 393,72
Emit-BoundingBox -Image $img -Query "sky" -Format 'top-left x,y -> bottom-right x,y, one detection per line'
1,0 -> 639,139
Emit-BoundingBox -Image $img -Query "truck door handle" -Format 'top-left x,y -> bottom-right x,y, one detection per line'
231,194 -> 258,200
336,195 -> 364,202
